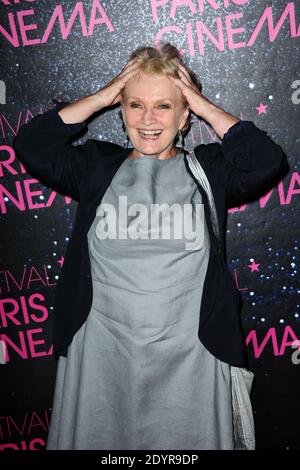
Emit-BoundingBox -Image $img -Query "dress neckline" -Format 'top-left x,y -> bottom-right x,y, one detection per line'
127,149 -> 183,161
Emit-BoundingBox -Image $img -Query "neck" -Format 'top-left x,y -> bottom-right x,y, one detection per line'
128,146 -> 182,160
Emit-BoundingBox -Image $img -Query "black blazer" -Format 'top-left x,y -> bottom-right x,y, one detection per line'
13,102 -> 289,367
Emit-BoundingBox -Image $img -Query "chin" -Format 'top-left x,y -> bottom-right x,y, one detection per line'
132,138 -> 171,153
135,146 -> 166,156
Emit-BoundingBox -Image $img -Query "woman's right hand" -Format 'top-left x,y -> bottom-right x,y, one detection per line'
94,59 -> 140,109
56,59 -> 140,125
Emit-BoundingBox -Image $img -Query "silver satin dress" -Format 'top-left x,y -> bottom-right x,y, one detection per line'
46,152 -> 234,450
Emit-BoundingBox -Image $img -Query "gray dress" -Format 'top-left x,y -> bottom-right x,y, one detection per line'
46,152 -> 234,450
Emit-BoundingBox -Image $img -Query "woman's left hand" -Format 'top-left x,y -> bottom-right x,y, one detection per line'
168,60 -> 212,117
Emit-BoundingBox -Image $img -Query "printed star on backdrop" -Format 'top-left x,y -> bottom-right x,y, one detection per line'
57,256 -> 64,267
256,102 -> 267,114
248,260 -> 260,272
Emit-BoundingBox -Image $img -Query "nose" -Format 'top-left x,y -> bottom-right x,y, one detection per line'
141,107 -> 156,125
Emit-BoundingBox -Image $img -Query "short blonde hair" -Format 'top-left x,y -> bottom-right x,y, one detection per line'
120,43 -> 202,135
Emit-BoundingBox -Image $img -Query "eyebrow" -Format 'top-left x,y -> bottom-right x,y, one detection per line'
127,96 -> 174,103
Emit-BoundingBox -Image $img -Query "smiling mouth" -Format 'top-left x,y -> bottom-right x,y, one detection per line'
138,129 -> 163,140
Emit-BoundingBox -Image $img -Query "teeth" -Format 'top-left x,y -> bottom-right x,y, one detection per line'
139,130 -> 162,135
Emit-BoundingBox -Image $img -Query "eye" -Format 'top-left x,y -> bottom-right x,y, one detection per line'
129,102 -> 171,109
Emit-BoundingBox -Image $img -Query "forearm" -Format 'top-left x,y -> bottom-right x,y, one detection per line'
13,101 -> 93,201
196,95 -> 240,140
57,92 -> 104,124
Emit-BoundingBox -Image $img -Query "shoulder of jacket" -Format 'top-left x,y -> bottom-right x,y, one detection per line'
87,138 -> 127,156
79,139 -> 127,174
193,142 -> 223,171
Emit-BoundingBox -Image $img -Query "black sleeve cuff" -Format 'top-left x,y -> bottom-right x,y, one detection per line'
222,120 -> 268,152
49,99 -> 87,136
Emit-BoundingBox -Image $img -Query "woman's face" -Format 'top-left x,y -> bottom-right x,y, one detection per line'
121,70 -> 189,159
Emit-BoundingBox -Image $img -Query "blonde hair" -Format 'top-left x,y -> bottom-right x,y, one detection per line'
120,43 -> 202,135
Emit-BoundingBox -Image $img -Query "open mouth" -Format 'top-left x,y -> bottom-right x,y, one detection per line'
138,129 -> 163,141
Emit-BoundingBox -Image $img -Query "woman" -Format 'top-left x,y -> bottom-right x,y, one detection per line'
13,43 -> 289,450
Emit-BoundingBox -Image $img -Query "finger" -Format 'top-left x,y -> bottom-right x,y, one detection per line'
111,92 -> 121,105
106,65 -> 139,91
174,69 -> 191,88
119,61 -> 140,76
172,58 -> 190,82
174,62 -> 191,84
118,67 -> 140,89
121,65 -> 140,81
176,67 -> 198,93
122,58 -> 139,70
168,74 -> 187,91
124,58 -> 135,66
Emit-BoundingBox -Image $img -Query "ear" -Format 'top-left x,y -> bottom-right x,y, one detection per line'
179,107 -> 190,130
120,104 -> 126,126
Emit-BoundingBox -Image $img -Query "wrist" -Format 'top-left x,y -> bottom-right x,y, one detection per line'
86,92 -> 105,113
195,96 -> 223,123
195,97 -> 240,139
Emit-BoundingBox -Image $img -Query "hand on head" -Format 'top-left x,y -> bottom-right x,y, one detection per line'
96,58 -> 140,108
167,59 -> 205,115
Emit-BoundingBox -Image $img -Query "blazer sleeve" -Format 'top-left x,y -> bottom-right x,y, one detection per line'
194,120 -> 290,208
13,101 -> 92,202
